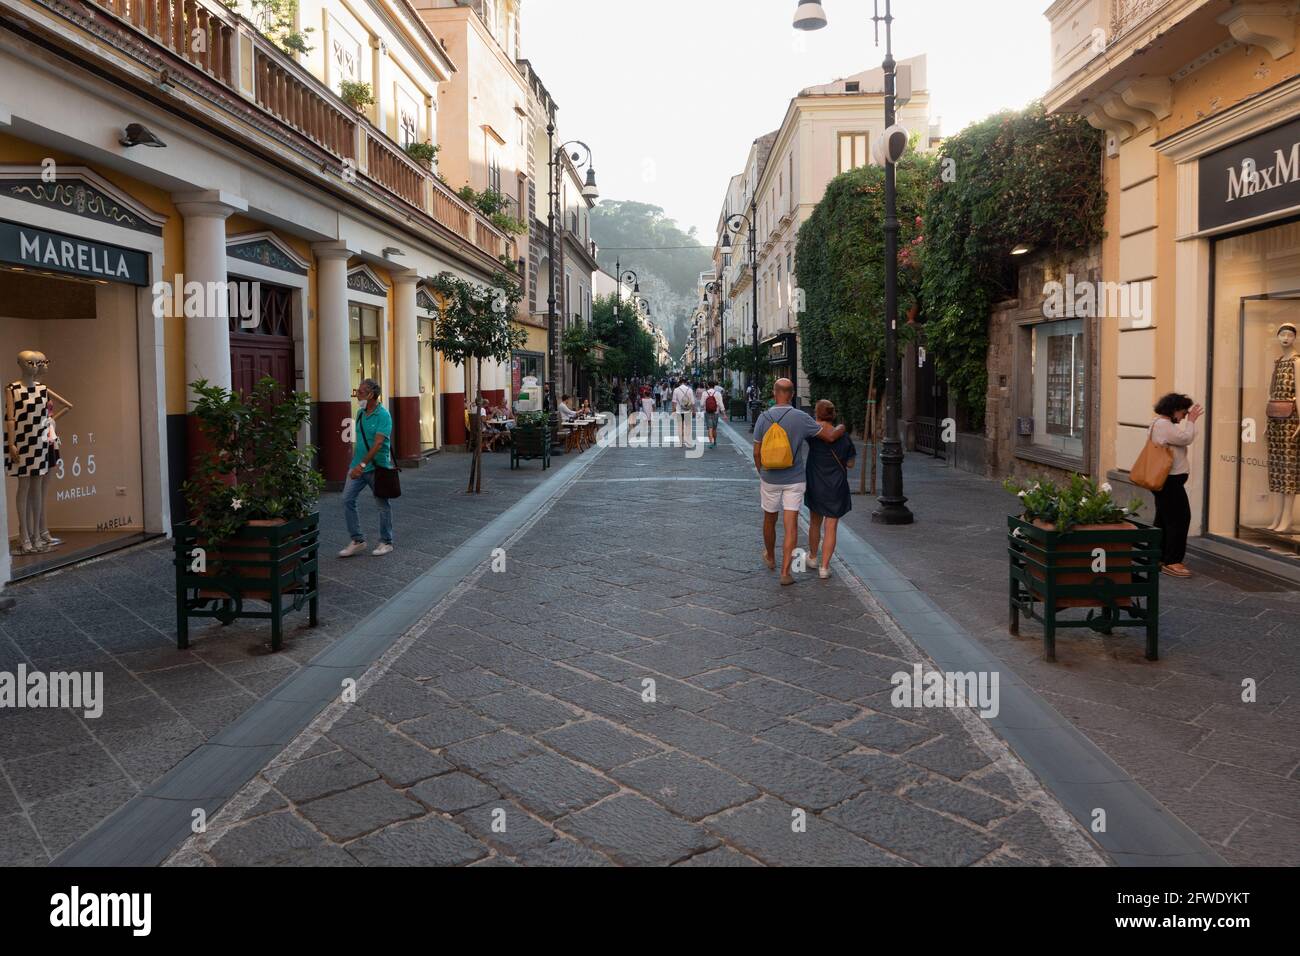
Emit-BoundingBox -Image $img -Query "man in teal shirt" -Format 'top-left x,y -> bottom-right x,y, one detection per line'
339,378 -> 394,557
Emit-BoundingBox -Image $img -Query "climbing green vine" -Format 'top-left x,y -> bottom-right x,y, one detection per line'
920,102 -> 1106,418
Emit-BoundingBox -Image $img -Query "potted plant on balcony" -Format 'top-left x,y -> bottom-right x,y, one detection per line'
1004,474 -> 1161,662
339,80 -> 373,113
175,377 -> 324,652
405,140 -> 440,170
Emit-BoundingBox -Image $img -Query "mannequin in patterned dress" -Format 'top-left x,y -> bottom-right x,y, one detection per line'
1268,325 -> 1300,533
5,351 -> 72,555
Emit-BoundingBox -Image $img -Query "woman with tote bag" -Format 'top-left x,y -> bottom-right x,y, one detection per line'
1135,393 -> 1202,578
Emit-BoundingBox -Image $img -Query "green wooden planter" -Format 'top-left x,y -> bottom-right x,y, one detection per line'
174,514 -> 320,653
511,425 -> 550,469
728,398 -> 747,421
1007,515 -> 1162,663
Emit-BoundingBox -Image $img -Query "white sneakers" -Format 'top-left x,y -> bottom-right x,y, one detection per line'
339,541 -> 395,558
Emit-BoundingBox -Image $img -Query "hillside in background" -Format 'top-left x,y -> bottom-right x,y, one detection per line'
590,200 -> 712,360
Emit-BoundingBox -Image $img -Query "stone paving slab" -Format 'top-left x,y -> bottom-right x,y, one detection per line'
837,454 -> 1300,866
170,434 -> 1105,867
0,446 -> 585,864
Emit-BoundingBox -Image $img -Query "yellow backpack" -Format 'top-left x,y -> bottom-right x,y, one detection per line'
760,408 -> 795,470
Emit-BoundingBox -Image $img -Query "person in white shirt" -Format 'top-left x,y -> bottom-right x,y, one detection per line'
557,394 -> 578,422
1150,392 -> 1202,578
672,379 -> 696,447
708,381 -> 727,447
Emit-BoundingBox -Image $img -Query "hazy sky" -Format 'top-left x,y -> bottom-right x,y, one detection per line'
520,0 -> 1053,240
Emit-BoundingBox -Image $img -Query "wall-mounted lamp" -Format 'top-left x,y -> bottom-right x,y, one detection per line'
119,123 -> 166,148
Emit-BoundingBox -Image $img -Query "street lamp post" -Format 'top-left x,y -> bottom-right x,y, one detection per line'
720,199 -> 760,426
796,0 -> 913,524
547,131 -> 598,395
703,278 -> 725,383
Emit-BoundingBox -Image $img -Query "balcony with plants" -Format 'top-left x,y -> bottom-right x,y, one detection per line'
55,0 -> 514,269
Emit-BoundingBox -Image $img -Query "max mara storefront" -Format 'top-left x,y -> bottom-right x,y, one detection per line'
0,168 -> 170,584
1158,80 -> 1300,574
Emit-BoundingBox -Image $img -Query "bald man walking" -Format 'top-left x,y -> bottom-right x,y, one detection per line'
753,379 -> 844,585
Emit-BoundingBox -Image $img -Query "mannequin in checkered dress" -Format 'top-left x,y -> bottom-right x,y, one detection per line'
5,351 -> 73,555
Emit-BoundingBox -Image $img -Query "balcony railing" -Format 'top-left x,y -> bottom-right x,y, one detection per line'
84,0 -> 514,267
99,0 -> 234,82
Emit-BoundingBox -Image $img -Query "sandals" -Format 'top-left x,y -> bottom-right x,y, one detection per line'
1161,563 -> 1192,578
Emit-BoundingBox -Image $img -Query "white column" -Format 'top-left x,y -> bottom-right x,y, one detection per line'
313,244 -> 353,407
394,273 -> 419,402
173,191 -> 247,403
312,243 -> 354,481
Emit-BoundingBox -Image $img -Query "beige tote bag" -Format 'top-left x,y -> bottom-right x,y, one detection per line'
1129,422 -> 1173,492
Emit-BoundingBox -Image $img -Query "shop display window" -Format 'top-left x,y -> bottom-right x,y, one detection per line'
0,267 -> 147,578
1210,219 -> 1300,560
1023,317 -> 1086,462
349,303 -> 382,414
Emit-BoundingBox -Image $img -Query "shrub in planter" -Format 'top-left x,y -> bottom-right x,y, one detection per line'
404,140 -> 440,169
178,377 -> 325,647
339,80 -> 374,112
1004,474 -> 1144,609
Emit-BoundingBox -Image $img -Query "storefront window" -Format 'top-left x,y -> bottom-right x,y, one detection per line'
349,303 -> 381,414
1210,219 -> 1300,560
1028,318 -> 1086,460
1,267 -> 146,578
418,316 -> 437,451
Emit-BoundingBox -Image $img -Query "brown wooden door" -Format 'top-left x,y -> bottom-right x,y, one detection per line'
230,281 -> 295,396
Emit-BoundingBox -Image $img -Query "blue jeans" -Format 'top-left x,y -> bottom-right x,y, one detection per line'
343,472 -> 393,545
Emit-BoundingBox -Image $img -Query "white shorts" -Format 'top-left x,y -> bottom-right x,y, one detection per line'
760,480 -> 806,514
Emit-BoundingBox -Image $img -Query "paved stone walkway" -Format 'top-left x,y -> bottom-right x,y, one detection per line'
838,455 -> 1300,867
173,432 -> 1103,867
0,446 -> 582,864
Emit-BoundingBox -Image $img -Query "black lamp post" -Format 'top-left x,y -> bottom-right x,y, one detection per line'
547,129 -> 598,393
703,278 -> 724,381
796,0 -> 912,525
720,199 -> 760,426
614,261 -> 640,326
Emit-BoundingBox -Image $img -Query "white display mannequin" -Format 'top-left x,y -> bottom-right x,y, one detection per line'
5,351 -> 72,555
1268,326 -> 1300,533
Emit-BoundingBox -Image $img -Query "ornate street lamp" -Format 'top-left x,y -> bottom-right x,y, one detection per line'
547,130 -> 598,392
720,201 -> 760,426
614,260 -> 640,327
796,0 -> 913,525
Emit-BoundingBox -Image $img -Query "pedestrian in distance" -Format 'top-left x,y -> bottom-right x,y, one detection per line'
339,378 -> 395,558
1150,392 -> 1202,578
753,379 -> 845,585
673,378 -> 696,448
805,400 -> 856,580
704,380 -> 724,449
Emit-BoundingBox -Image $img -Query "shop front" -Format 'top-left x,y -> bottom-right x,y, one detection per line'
417,287 -> 440,455
1162,89 -> 1300,573
764,331 -> 799,404
0,167 -> 169,584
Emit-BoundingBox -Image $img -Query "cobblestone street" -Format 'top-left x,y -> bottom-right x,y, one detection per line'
170,428 -> 1103,867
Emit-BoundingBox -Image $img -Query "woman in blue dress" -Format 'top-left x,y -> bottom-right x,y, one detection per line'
805,400 -> 856,580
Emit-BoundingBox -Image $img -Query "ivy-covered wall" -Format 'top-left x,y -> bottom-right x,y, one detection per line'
794,152 -> 933,431
920,103 -> 1106,423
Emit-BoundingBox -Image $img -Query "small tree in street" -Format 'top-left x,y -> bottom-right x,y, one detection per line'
427,270 -> 525,494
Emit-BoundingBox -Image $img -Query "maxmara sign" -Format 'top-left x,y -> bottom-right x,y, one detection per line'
0,219 -> 149,285
1200,114 -> 1300,232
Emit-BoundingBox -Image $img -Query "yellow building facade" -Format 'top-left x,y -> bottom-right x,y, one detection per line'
1047,0 -> 1300,575
0,0 -> 517,584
